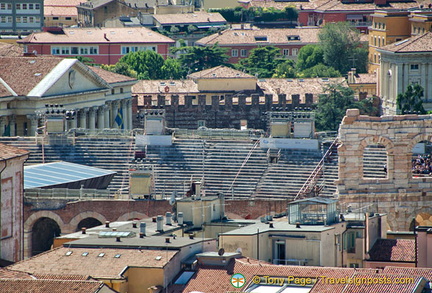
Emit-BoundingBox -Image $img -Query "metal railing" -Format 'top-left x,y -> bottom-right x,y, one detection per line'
25,188 -> 114,200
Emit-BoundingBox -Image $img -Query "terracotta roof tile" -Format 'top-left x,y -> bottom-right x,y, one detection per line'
44,0 -> 82,6
0,268 -> 32,279
188,66 -> 255,79
8,247 -> 177,279
0,143 -> 29,160
181,257 -> 355,293
0,43 -> 23,57
368,239 -> 415,262
196,27 -> 321,46
383,267 -> 432,280
0,56 -> 63,97
19,27 -> 175,45
379,32 -> 432,53
88,66 -> 137,84
0,279 -> 110,293
44,6 -> 79,17
354,73 -> 377,84
133,79 -> 199,96
246,0 -> 419,11
153,12 -> 226,25
32,274 -> 91,281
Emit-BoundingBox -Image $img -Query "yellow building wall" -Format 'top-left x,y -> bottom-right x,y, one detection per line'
124,267 -> 164,293
219,235 -> 256,258
196,78 -> 256,92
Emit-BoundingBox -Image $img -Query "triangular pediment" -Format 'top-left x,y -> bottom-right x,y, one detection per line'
28,59 -> 111,98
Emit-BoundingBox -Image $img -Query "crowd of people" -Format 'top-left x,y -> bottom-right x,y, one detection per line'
412,154 -> 432,175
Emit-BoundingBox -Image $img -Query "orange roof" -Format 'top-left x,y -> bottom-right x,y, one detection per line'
19,27 -> 175,45
0,43 -> 23,57
88,66 -> 137,84
44,0 -> 82,6
196,27 -> 321,46
379,32 -> 432,53
188,66 -> 255,79
8,247 -> 177,279
0,279 -> 111,293
0,143 -> 29,160
44,6 -> 79,17
153,12 -> 226,25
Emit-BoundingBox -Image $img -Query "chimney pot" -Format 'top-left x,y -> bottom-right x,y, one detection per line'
296,222 -> 301,228
116,236 -> 121,242
81,227 -> 86,234
269,223 -> 274,228
165,237 -> 170,243
140,232 -> 145,238
105,221 -> 110,228
133,222 -> 137,228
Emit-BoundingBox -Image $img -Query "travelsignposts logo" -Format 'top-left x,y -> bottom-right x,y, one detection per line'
230,273 -> 246,288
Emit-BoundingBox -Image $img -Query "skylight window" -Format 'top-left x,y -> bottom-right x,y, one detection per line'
395,39 -> 409,46
255,36 -> 267,42
287,35 -> 300,41
65,251 -> 73,256
98,253 -> 105,257
114,254 -> 121,258
82,252 -> 89,257
155,256 -> 162,261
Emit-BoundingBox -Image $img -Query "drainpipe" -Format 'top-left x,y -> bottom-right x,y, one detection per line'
414,220 -> 417,267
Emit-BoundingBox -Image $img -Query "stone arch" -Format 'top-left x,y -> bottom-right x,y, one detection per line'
406,133 -> 431,153
408,209 -> 432,230
358,135 -> 395,179
24,211 -> 65,232
117,212 -> 148,221
69,211 -> 106,232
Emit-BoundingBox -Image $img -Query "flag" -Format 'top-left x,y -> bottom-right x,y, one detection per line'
115,108 -> 124,129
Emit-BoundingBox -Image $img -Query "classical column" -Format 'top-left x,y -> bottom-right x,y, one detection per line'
104,103 -> 111,128
126,99 -> 133,130
9,115 -> 16,136
27,114 -> 38,136
71,113 -> 78,129
88,107 -> 96,131
0,117 -> 5,136
97,106 -> 105,129
112,100 -> 120,128
78,108 -> 88,129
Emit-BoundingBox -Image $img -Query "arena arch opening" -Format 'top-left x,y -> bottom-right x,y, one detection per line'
337,109 -> 432,231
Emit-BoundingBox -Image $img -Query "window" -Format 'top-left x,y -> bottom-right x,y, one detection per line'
231,49 -> 238,57
411,64 -> 419,71
0,3 -> 11,10
16,3 -> 20,10
240,49 -> 247,57
61,47 -> 70,54
35,4 -> 40,9
283,49 -> 289,56
71,47 -> 79,54
120,88 -> 124,93
287,35 -> 300,41
22,3 -> 27,9
53,17 -> 59,20
198,120 -> 206,127
51,47 -> 60,55
22,17 -> 28,23
254,36 -> 267,42
80,47 -> 89,54
65,17 -> 72,20
28,4 -> 33,9
349,263 -> 359,268
292,48 -> 298,56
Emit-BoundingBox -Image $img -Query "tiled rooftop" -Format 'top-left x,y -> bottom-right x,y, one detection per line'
78,0 -> 170,9
0,279 -> 111,293
188,66 -> 255,79
0,268 -> 32,280
354,73 -> 377,84
379,32 -> 432,53
19,27 -> 175,45
368,238 -> 415,262
0,43 -> 23,57
88,66 -> 137,84
0,56 -> 63,97
153,12 -> 226,25
383,267 -> 432,280
196,27 -> 321,46
44,0 -> 82,5
0,143 -> 29,160
44,6 -> 79,17
8,247 -> 177,279
133,79 -> 199,96
245,0 -> 419,11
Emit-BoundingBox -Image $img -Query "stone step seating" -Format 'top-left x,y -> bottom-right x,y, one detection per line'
317,145 -> 339,197
0,137 -> 42,164
253,149 -> 323,199
362,146 -> 387,179
202,141 -> 268,197
0,136 -> 135,196
143,139 -> 207,198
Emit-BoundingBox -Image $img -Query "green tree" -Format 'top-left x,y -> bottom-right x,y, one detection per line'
172,44 -> 229,73
119,50 -> 165,79
161,58 -> 184,79
318,22 -> 365,74
238,46 -> 282,78
296,44 -> 324,72
315,83 -> 375,131
397,84 -> 426,114
100,62 -> 137,78
187,24 -> 197,34
298,64 -> 341,78
74,56 -> 95,65
272,60 -> 296,78
170,25 -> 179,34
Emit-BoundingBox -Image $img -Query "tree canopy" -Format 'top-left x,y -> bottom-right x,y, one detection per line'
171,44 -> 229,74
318,22 -> 367,74
238,46 -> 283,78
397,84 -> 426,114
315,83 -> 377,131
118,50 -> 165,79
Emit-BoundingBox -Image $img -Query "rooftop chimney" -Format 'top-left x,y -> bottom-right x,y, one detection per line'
105,221 -> 110,228
296,222 -> 301,228
177,212 -> 184,226
156,215 -> 164,232
269,223 -> 274,228
81,227 -> 86,234
166,212 -> 172,225
139,232 -> 145,238
140,222 -> 146,236
133,222 -> 137,228
165,237 -> 170,243
116,236 -> 121,242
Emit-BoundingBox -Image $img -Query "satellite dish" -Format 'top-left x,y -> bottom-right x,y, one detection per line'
218,248 -> 225,256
